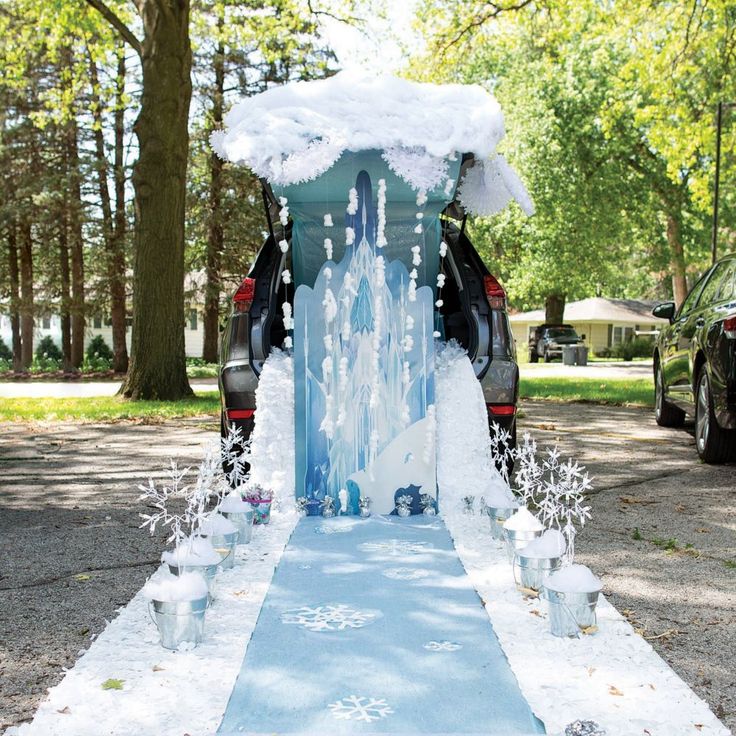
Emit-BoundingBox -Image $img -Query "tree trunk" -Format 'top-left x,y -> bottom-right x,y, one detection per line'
6,223 -> 22,371
59,210 -> 72,371
111,45 -> 129,374
18,219 -> 34,370
89,49 -> 128,373
667,212 -> 688,306
64,68 -> 86,369
202,16 -> 225,364
121,1 -> 193,399
545,293 -> 566,324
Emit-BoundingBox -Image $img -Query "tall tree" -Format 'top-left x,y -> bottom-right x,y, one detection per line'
86,0 -> 193,399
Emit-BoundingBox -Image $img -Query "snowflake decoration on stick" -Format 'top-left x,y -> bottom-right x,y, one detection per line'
489,421 -> 516,486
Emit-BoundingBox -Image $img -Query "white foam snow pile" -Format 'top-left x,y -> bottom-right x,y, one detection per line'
142,571 -> 209,603
200,513 -> 238,537
218,492 -> 252,513
161,535 -> 221,567
435,340 -> 508,510
245,349 -> 295,508
519,528 -> 566,558
545,563 -> 603,593
211,70 -> 532,216
503,506 -> 544,532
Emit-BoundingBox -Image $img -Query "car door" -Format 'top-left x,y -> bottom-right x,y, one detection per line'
663,271 -> 711,401
699,259 -> 736,400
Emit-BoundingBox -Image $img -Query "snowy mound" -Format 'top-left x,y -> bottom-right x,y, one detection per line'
211,71 -> 532,215
545,564 -> 603,593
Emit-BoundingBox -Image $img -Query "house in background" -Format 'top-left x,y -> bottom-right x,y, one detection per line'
0,272 -> 209,360
509,297 -> 670,354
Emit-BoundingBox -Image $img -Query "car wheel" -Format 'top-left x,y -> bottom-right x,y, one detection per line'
694,368 -> 736,463
654,363 -> 685,427
529,351 -> 538,363
543,350 -> 552,363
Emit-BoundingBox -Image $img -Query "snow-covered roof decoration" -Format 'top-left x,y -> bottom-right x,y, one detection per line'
211,70 -> 533,216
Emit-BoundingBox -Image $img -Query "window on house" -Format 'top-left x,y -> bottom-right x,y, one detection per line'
93,315 -> 102,329
189,309 -> 198,331
42,316 -> 51,330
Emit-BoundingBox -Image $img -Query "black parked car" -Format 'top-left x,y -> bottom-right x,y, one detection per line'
652,252 -> 736,462
219,185 -> 520,468
528,324 -> 584,363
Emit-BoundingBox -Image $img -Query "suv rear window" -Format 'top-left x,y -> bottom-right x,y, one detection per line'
545,328 -> 578,339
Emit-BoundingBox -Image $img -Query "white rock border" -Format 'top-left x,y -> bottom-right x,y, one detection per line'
8,512 -> 299,736
444,510 -> 730,736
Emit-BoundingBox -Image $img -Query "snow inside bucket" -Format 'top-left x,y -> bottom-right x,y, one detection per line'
542,564 -> 603,638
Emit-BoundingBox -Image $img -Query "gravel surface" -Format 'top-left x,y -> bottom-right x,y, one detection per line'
1,404 -> 734,733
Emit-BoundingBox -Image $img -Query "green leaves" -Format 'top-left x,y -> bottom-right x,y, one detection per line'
101,678 -> 124,690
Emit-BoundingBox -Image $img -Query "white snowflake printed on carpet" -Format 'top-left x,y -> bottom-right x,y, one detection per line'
358,539 -> 432,555
328,695 -> 394,723
423,640 -> 463,651
382,567 -> 431,581
280,604 -> 378,632
313,522 -> 359,535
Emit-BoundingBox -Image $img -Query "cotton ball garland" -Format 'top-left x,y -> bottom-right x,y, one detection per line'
283,335 -> 293,349
278,196 -> 289,226
416,190 -> 428,207
281,269 -> 291,284
433,330 -> 441,338
435,299 -> 443,308
279,239 -> 289,253
323,213 -> 333,227
324,238 -> 333,259
345,226 -> 355,245
414,223 -> 423,234
439,241 -> 448,257
376,178 -> 387,248
282,302 -> 293,330
346,187 -> 358,215
411,245 -> 422,266
437,273 -> 446,288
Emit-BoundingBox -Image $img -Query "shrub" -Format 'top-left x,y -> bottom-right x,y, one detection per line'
0,337 -> 12,362
611,336 -> 654,361
35,335 -> 63,365
86,335 -> 113,363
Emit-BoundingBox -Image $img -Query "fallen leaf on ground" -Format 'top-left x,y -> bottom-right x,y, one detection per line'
619,496 -> 657,506
152,665 -> 165,672
587,667 -> 596,677
581,625 -> 598,635
609,685 -> 624,696
56,707 -> 70,714
73,574 -> 91,582
101,678 -> 124,690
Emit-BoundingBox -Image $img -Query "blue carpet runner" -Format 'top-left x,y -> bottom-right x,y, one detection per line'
218,515 -> 545,735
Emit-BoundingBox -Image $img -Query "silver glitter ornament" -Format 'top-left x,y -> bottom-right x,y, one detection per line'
565,720 -> 606,736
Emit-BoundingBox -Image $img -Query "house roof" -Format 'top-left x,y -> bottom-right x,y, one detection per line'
509,297 -> 669,325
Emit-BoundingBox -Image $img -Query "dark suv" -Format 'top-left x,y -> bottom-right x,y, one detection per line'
528,324 -> 583,363
219,190 -> 520,462
652,253 -> 736,462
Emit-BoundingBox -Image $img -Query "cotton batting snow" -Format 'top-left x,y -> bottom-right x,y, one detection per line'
161,535 -> 221,567
518,528 -> 566,559
211,71 -> 532,217
142,571 -> 209,603
545,563 -> 603,593
199,513 -> 238,537
503,506 -> 544,532
435,341 -> 509,511
244,349 -> 295,508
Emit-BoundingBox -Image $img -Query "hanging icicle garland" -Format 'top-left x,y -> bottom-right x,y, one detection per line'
376,179 -> 387,248
323,213 -> 333,227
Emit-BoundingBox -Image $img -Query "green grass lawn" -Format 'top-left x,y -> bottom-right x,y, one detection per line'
520,375 -> 654,407
1,377 -> 654,423
0,392 -> 221,422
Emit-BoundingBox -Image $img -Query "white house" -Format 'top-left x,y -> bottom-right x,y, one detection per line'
0,272 -> 209,360
509,297 -> 670,355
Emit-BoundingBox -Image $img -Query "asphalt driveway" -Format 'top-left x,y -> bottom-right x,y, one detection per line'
0,403 -> 734,732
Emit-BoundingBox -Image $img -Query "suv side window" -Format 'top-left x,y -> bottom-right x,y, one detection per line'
697,262 -> 729,308
716,260 -> 736,302
676,271 -> 710,319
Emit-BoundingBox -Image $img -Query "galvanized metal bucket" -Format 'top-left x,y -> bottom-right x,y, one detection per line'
149,595 -> 208,650
542,587 -> 600,638
513,553 -> 562,592
487,505 -> 518,541
503,527 -> 543,563
221,509 -> 254,544
168,562 -> 219,602
209,530 -> 239,570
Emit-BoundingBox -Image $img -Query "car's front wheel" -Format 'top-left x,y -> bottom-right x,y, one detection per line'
654,362 -> 685,427
694,368 -> 735,463
543,349 -> 552,363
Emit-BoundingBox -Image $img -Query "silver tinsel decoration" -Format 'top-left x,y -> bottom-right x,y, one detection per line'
462,495 -> 475,514
358,496 -> 371,518
565,720 -> 606,736
295,497 -> 308,516
321,496 -> 336,518
396,494 -> 413,518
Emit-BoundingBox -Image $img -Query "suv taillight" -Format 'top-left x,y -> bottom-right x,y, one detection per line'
484,274 -> 506,310
724,315 -> 736,339
233,277 -> 255,313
